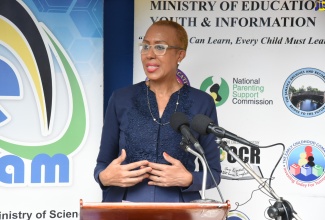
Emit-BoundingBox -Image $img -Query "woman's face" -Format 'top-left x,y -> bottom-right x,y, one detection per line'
141,25 -> 185,83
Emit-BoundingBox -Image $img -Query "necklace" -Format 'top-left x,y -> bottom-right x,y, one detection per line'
146,84 -> 180,126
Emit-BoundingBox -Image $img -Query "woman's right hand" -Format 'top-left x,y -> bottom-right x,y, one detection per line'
99,149 -> 152,187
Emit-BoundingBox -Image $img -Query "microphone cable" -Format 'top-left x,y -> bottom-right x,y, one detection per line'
201,153 -> 225,203
253,142 -> 285,190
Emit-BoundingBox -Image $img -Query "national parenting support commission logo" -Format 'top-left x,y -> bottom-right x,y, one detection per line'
283,140 -> 325,187
0,0 -> 88,186
282,67 -> 325,117
201,76 -> 274,107
200,76 -> 229,107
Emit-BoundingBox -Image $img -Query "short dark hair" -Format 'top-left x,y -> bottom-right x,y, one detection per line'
152,20 -> 188,51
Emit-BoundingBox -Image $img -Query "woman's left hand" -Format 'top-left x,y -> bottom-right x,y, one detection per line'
146,152 -> 193,187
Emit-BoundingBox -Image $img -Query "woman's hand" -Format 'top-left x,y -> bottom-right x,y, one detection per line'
99,149 -> 152,187
147,152 -> 193,187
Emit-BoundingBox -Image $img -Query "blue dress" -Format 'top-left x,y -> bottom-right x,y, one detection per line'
94,81 -> 221,202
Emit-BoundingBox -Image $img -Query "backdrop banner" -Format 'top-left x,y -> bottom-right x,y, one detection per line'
134,1 -> 325,219
0,0 -> 103,219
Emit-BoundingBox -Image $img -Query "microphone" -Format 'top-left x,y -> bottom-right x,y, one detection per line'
191,114 -> 259,148
170,112 -> 205,155
173,112 -> 226,204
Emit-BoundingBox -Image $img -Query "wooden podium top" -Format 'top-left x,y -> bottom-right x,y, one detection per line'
80,199 -> 230,220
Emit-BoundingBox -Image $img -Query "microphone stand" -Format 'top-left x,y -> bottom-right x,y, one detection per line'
217,139 -> 302,220
179,137 -> 217,202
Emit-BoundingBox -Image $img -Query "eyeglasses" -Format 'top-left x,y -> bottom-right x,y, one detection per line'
139,43 -> 184,56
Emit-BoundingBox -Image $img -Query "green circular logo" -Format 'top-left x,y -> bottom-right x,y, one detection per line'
200,76 -> 229,107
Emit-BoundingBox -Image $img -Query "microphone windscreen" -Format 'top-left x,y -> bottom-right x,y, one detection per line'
170,112 -> 189,132
191,114 -> 213,135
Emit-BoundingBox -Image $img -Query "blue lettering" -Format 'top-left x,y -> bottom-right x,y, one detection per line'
0,154 -> 70,185
31,154 -> 69,183
0,155 -> 24,183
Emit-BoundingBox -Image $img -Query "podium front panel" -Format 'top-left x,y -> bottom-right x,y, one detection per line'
80,201 -> 230,220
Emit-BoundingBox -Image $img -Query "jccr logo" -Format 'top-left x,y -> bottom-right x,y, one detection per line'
224,146 -> 260,164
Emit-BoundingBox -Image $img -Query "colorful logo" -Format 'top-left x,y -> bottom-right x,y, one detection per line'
0,0 -> 89,186
200,76 -> 229,107
283,140 -> 325,187
315,0 -> 325,11
282,67 -> 325,118
227,210 -> 250,220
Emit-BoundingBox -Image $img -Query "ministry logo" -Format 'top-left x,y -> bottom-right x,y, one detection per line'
282,67 -> 325,118
0,0 -> 88,186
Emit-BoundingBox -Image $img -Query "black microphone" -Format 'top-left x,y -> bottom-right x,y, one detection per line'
170,112 -> 205,155
191,114 -> 259,148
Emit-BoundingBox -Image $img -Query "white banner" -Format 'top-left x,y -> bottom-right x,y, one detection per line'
134,1 -> 325,219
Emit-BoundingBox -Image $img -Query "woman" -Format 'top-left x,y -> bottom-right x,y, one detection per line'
94,20 -> 221,202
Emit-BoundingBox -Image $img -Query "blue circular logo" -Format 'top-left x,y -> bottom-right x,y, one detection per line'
282,67 -> 325,118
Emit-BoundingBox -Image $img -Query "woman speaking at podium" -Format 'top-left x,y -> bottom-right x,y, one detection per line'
94,20 -> 221,202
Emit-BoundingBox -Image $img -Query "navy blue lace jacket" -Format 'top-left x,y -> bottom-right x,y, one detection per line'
94,81 -> 221,202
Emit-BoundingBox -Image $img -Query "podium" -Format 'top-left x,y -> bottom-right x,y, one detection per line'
80,199 -> 230,220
